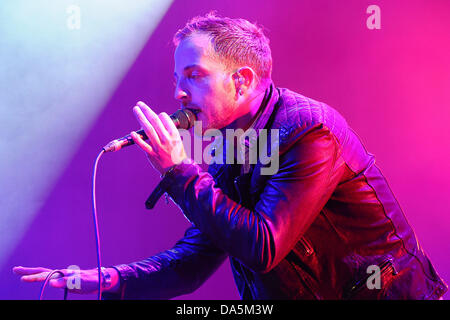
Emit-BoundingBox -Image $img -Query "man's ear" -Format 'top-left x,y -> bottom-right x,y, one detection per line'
232,67 -> 256,93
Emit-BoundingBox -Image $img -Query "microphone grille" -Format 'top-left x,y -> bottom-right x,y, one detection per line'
171,108 -> 196,130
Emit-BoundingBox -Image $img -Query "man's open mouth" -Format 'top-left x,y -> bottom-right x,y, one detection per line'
184,107 -> 201,115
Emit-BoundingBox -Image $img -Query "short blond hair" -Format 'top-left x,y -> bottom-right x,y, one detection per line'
173,12 -> 272,81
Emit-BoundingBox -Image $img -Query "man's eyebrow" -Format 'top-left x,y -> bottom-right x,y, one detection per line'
174,64 -> 203,78
184,64 -> 201,71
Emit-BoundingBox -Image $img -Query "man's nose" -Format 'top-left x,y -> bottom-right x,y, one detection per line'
174,84 -> 189,103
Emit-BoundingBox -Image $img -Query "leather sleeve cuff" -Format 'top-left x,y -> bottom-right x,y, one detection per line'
161,159 -> 203,208
110,264 -> 139,283
101,264 -> 135,300
145,159 -> 201,211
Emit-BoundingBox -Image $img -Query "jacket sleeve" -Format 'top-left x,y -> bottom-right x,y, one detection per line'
160,124 -> 345,274
102,226 -> 227,300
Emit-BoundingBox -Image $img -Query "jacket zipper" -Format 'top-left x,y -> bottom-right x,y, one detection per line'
300,237 -> 314,256
347,258 -> 397,297
234,176 -> 242,204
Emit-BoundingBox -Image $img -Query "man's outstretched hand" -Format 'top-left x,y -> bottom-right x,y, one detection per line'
12,266 -> 121,294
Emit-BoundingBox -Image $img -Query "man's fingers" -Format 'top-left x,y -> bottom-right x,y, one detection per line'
49,277 -> 67,288
21,271 -> 58,282
133,106 -> 160,148
14,266 -> 67,283
136,101 -> 170,143
159,112 -> 179,138
13,266 -> 51,275
131,131 -> 154,155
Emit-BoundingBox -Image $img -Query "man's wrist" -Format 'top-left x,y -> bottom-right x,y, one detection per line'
101,267 -> 121,293
160,164 -> 177,179
160,158 -> 193,179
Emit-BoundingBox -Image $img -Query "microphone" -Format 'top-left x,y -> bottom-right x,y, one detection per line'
102,108 -> 197,152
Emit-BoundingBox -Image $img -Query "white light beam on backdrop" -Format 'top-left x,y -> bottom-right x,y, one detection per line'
0,0 -> 173,268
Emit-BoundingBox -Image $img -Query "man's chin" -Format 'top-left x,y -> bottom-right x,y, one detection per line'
194,126 -> 221,137
192,117 -> 231,137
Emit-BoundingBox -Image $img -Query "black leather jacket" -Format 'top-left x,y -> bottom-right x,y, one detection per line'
104,84 -> 447,300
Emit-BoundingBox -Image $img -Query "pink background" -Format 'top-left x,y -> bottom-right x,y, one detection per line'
2,0 -> 449,299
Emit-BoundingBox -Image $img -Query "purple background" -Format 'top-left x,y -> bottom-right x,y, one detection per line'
3,0 -> 449,299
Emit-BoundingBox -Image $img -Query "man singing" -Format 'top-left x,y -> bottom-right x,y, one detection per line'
14,13 -> 447,300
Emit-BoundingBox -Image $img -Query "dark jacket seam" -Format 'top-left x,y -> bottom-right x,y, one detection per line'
361,170 -> 440,283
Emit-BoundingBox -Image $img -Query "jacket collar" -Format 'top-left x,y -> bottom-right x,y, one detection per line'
251,82 -> 279,134
208,81 -> 280,163
239,81 -> 279,149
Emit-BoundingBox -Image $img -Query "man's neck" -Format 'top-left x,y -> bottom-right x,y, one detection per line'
222,83 -> 270,134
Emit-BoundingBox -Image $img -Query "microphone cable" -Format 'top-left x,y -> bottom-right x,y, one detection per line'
92,149 -> 105,300
39,149 -> 105,301
39,270 -> 67,300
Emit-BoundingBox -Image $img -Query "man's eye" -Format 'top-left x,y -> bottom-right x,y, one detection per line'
189,72 -> 202,79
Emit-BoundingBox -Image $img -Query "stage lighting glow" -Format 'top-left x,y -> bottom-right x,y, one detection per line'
0,0 -> 173,268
